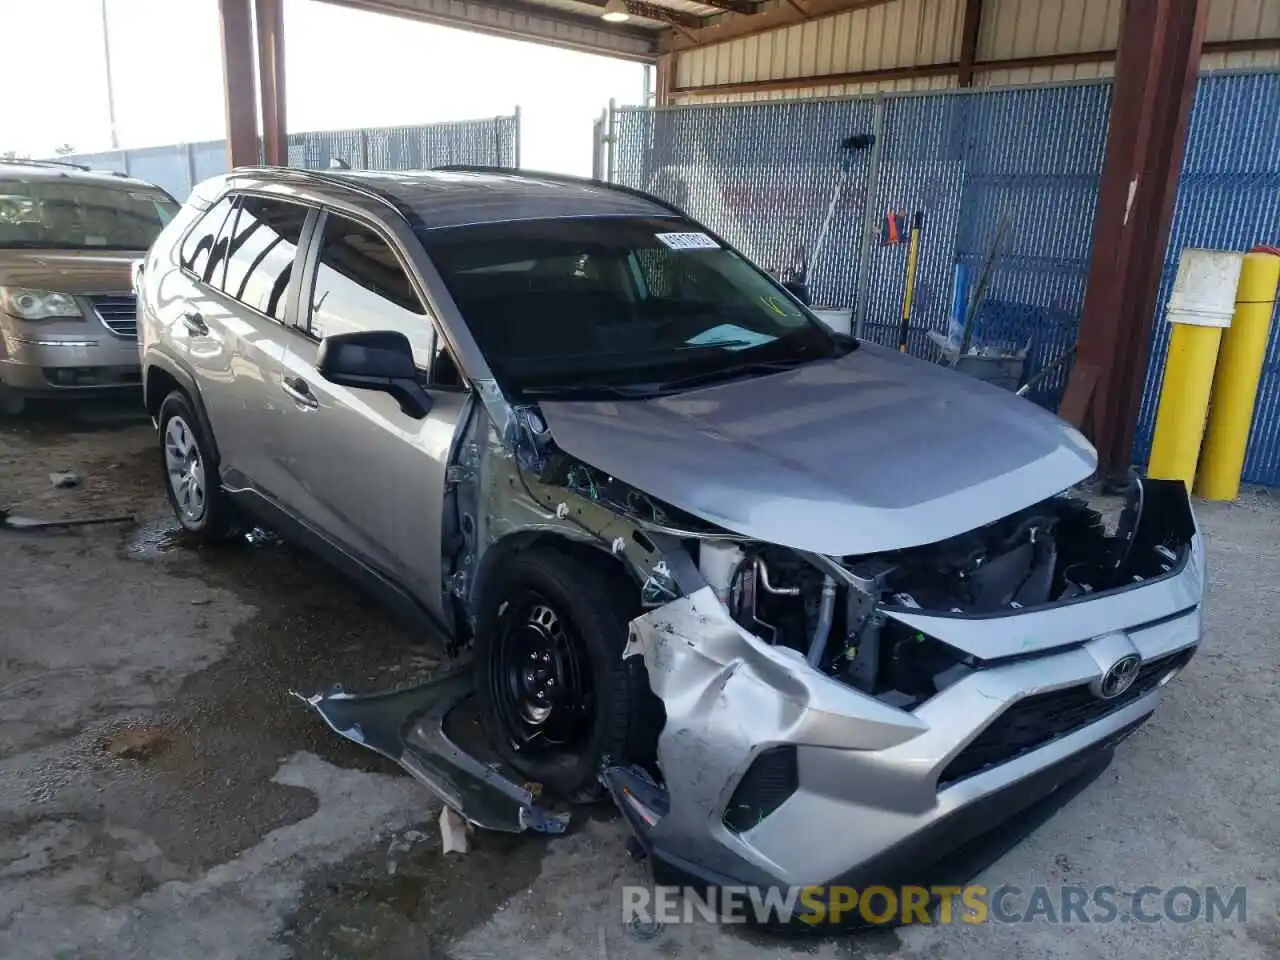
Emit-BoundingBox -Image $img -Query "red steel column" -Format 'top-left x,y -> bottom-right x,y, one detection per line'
255,0 -> 288,166
1063,0 -> 1208,484
219,0 -> 259,168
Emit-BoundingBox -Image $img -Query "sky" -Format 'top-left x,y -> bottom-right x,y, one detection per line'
0,0 -> 649,175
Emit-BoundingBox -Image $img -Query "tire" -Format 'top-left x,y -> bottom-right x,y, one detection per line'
0,386 -> 24,417
473,547 -> 654,801
157,390 -> 241,543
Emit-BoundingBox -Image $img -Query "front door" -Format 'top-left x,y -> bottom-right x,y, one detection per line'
272,210 -> 467,621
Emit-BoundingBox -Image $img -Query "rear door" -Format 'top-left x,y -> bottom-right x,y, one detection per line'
271,210 -> 468,620
176,193 -> 313,494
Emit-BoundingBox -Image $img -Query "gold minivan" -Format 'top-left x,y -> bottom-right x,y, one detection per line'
0,159 -> 179,414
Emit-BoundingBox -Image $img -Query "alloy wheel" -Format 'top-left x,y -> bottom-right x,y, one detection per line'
164,415 -> 207,524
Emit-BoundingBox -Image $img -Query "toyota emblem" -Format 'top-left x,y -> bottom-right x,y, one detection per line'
1093,653 -> 1142,700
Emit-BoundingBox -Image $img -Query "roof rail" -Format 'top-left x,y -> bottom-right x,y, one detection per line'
0,157 -> 92,172
431,164 -> 689,219
228,165 -> 411,219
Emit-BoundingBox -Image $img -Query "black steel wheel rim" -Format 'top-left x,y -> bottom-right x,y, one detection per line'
488,588 -> 594,754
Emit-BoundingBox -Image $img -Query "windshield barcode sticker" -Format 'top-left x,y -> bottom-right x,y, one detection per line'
655,232 -> 719,251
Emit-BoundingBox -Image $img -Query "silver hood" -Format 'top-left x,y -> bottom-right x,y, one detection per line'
537,342 -> 1096,556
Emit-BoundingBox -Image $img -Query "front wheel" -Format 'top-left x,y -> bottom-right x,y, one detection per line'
473,548 -> 654,801
158,390 -> 241,543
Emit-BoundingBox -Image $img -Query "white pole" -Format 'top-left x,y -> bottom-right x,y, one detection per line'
101,0 -> 119,150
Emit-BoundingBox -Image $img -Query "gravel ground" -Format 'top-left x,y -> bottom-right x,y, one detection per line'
0,404 -> 1277,959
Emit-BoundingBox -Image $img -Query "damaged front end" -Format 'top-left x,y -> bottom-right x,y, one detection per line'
298,386 -> 1202,901
603,475 -> 1203,901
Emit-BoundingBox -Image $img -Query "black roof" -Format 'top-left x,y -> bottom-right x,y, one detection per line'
311,167 -> 677,231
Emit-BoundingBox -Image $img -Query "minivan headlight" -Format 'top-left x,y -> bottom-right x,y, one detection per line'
2,287 -> 83,321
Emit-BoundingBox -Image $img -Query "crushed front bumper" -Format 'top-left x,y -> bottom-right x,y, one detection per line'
613,535 -> 1203,905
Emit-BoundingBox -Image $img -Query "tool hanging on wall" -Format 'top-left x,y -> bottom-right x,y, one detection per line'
785,133 -> 876,303
896,211 -> 924,353
882,209 -> 908,246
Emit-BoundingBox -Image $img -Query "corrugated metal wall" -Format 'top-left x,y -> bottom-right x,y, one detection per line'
673,0 -> 1280,101
62,115 -> 519,202
674,0 -> 964,100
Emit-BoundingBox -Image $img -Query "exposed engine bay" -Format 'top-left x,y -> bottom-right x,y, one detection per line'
524,436 -> 1198,712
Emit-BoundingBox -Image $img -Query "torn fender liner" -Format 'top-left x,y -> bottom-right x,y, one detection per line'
294,670 -> 569,835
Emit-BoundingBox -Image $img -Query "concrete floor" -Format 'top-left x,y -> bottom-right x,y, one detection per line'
1,406 -> 1277,960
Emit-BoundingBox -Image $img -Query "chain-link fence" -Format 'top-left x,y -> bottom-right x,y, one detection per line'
61,112 -> 520,203
604,70 -> 1280,485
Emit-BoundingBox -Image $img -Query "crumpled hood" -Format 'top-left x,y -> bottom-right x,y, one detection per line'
537,342 -> 1096,556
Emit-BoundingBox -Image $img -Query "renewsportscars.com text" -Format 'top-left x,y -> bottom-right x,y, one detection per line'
622,884 -> 1247,927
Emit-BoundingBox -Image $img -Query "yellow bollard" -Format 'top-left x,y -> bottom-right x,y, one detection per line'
1146,249 -> 1244,491
1196,250 -> 1280,500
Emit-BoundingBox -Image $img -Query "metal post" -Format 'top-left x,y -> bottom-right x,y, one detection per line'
513,105 -> 522,168
100,0 -> 119,149
852,94 -> 886,340
218,0 -> 259,169
591,111 -> 605,180
359,130 -> 369,169
254,0 -> 287,166
605,98 -> 618,183
184,142 -> 198,198
1063,0 -> 1208,484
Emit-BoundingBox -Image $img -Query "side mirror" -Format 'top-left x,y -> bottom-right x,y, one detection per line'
317,330 -> 432,419
782,279 -> 812,306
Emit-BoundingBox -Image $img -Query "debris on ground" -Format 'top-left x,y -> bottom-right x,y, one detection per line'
440,807 -> 469,855
1,506 -> 136,530
49,470 -> 81,489
103,726 -> 172,761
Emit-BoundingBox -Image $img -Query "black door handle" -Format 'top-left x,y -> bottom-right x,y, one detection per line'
282,375 -> 319,408
181,311 -> 208,336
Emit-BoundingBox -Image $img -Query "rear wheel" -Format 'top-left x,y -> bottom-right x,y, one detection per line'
158,390 -> 241,543
474,548 -> 652,801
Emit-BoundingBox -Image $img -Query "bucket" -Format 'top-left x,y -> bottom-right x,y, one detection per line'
1165,249 -> 1244,327
811,306 -> 853,336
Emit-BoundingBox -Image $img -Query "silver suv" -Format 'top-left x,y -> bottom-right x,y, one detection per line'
138,166 -> 1204,914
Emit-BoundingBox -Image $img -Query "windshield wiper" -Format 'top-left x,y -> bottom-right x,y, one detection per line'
519,382 -> 658,400
643,337 -> 855,394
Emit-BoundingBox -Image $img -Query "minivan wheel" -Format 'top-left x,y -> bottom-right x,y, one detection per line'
0,386 -> 24,417
474,548 -> 651,801
158,390 -> 240,542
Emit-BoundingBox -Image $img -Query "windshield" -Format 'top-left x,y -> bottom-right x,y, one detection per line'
419,216 -> 841,396
0,179 -> 178,250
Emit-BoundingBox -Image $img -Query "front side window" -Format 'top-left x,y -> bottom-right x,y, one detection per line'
418,216 -> 838,397
0,179 -> 178,251
307,214 -> 435,369
219,196 -> 307,322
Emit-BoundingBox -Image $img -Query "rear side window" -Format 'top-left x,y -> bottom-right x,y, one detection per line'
179,196 -> 235,281
220,197 -> 308,322
307,214 -> 434,368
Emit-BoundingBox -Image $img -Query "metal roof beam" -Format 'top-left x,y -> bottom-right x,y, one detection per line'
318,0 -> 658,61
658,0 -> 891,52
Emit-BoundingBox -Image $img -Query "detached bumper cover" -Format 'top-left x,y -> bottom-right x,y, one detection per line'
295,671 -> 569,835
